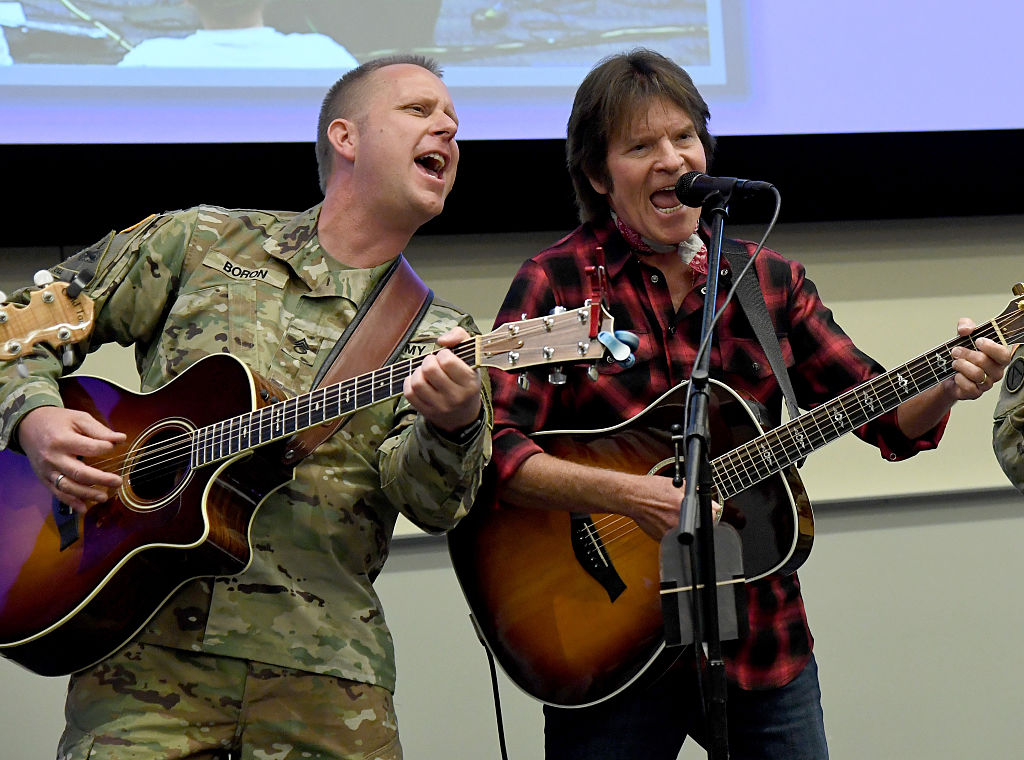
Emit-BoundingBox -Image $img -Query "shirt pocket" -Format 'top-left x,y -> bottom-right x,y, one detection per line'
278,322 -> 328,370
264,298 -> 346,395
154,281 -> 257,381
719,335 -> 795,386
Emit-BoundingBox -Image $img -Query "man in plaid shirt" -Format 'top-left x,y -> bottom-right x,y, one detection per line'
488,49 -> 1011,759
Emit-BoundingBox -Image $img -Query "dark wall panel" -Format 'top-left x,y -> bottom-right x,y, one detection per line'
4,129 -> 1021,248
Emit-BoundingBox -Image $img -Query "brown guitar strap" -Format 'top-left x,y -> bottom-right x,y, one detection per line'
281,254 -> 433,464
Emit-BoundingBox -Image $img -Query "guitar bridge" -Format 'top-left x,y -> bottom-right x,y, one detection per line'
569,513 -> 626,602
52,498 -> 80,550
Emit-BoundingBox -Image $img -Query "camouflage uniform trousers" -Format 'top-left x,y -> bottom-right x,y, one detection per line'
57,641 -> 402,760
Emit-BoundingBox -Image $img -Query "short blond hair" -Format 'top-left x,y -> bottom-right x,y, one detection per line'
315,55 -> 443,194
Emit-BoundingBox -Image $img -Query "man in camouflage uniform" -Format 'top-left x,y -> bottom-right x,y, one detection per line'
0,55 -> 489,759
993,344 -> 1024,492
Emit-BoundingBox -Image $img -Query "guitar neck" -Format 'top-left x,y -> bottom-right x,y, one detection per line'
187,299 -> 611,467
712,318 -> 1009,501
191,339 -> 480,467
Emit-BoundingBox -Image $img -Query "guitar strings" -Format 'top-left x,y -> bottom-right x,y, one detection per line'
78,341 -> 474,485
70,308 -> 1024,502
105,350 -> 471,485
77,312 -> 582,489
713,312 -> 1024,500
110,310 -> 587,484
575,514 -> 647,567
576,308 -> 1024,561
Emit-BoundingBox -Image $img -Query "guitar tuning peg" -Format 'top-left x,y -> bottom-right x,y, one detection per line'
15,359 -> 28,378
66,268 -> 94,300
33,270 -> 55,287
597,330 -> 638,369
517,373 -> 530,391
548,366 -> 567,385
613,330 -> 640,351
0,290 -> 6,303
62,347 -> 76,368
597,331 -> 631,362
587,365 -> 599,381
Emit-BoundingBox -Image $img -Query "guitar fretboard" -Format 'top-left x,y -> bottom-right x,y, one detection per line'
712,310 -> 1023,500
191,341 -> 479,467
184,300 -> 604,467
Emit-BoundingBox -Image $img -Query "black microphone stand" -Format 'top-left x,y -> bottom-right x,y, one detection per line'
663,188 -> 738,760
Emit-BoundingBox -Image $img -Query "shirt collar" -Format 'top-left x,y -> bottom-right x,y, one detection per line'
263,204 -> 396,301
590,220 -> 634,279
594,217 -> 722,281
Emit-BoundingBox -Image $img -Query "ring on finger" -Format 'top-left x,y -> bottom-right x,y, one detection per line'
54,473 -> 65,490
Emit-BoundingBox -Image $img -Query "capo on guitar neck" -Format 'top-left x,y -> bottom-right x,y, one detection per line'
584,246 -> 607,340
587,246 -> 640,369
64,267 -> 95,300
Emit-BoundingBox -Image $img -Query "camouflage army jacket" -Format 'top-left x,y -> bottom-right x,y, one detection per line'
0,205 -> 491,691
993,344 -> 1024,493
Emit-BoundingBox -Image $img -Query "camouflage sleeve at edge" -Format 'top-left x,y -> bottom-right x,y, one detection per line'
993,344 -> 1024,493
0,210 -> 196,451
377,304 -> 494,533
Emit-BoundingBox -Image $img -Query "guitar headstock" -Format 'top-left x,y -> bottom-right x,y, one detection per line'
988,282 -> 1024,348
478,301 -> 614,373
0,273 -> 95,362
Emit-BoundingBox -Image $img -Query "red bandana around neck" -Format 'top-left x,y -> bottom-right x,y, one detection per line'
612,213 -> 708,275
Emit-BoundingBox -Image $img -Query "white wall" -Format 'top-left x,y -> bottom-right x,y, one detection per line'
2,215 -> 1023,758
377,489 -> 1024,760
406,214 -> 1024,506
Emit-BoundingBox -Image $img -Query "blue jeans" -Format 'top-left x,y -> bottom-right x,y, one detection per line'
543,655 -> 828,760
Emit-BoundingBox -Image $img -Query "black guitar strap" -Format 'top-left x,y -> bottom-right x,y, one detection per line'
721,239 -> 801,433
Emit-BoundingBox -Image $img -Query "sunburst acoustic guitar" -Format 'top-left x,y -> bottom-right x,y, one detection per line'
0,276 -> 616,677
448,284 -> 1024,708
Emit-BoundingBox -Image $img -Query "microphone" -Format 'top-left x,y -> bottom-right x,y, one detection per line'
674,171 -> 775,207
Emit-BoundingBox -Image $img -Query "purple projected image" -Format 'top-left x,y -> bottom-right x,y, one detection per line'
1,0 -> 716,67
0,0 -> 727,143
0,0 -> 1020,145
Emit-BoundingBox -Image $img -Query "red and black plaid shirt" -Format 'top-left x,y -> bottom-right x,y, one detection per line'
489,219 -> 946,689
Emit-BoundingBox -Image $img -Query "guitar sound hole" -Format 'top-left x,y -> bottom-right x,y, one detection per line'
127,426 -> 191,504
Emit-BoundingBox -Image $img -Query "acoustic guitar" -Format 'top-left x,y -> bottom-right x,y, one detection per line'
0,282 -> 614,677
447,286 -> 1024,708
